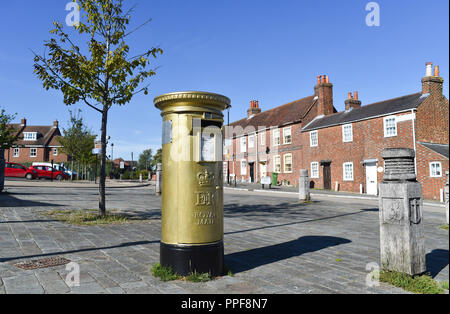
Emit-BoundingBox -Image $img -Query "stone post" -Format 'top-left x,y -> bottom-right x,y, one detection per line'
445,171 -> 449,225
0,149 -> 5,193
379,148 -> 426,276
156,163 -> 162,195
299,169 -> 310,202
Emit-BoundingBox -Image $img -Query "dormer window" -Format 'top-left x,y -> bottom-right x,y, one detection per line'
23,132 -> 37,141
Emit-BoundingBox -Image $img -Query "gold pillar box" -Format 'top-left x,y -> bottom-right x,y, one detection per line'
154,91 -> 231,276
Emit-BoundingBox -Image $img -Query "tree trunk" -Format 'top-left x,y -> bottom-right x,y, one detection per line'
99,106 -> 108,216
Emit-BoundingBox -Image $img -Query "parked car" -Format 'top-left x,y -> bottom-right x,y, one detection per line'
5,162 -> 38,180
32,162 -> 69,175
29,165 -> 68,181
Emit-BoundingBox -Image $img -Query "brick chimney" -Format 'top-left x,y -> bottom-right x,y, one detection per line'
21,118 -> 26,126
422,62 -> 444,96
247,100 -> 262,117
315,75 -> 334,116
53,120 -> 59,128
345,91 -> 362,111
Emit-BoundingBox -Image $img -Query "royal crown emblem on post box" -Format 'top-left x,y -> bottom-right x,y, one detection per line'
198,169 -> 215,186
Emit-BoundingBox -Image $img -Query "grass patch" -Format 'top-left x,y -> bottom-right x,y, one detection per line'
379,270 -> 445,294
45,209 -> 131,226
151,263 -> 234,282
440,225 -> 449,231
151,263 -> 181,282
441,281 -> 449,290
186,271 -> 213,283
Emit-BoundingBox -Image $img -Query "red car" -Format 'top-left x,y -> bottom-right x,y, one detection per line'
29,165 -> 68,181
5,162 -> 38,180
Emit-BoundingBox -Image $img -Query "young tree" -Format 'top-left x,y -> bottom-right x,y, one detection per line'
1,108 -> 17,192
138,149 -> 153,171
33,0 -> 162,215
58,110 -> 96,180
151,148 -> 162,170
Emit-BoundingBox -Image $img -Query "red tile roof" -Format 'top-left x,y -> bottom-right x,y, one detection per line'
228,95 -> 317,136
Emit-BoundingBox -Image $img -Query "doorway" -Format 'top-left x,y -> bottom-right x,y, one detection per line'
249,162 -> 255,183
322,162 -> 331,190
365,162 -> 378,195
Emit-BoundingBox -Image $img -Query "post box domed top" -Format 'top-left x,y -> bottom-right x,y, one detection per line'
154,91 -> 231,115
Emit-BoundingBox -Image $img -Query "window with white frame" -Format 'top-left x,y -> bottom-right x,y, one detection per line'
384,116 -> 397,137
284,154 -> 293,173
53,148 -> 58,156
248,135 -> 255,148
274,155 -> 281,173
311,162 -> 319,178
310,131 -> 318,147
260,132 -> 266,146
13,148 -> 19,157
429,162 -> 442,177
273,129 -> 280,146
343,162 -> 354,181
30,148 -> 37,158
241,160 -> 247,175
240,137 -> 247,153
283,127 -> 292,145
342,124 -> 353,142
23,132 -> 37,141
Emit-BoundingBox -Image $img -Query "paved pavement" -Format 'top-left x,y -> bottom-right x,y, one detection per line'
0,181 -> 448,294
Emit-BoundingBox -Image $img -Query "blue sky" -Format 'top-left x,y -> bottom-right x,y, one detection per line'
0,0 -> 448,160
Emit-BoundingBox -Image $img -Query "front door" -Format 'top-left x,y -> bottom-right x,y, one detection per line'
260,164 -> 267,179
249,162 -> 255,183
323,163 -> 331,190
366,163 -> 378,195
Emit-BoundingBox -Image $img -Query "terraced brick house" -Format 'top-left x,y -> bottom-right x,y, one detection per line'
224,63 -> 449,200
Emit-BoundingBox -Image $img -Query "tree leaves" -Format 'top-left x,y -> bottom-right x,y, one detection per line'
32,0 -> 162,113
0,109 -> 18,149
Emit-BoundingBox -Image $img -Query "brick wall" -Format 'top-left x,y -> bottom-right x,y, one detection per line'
416,143 -> 449,200
4,147 -> 68,164
301,112 -> 416,192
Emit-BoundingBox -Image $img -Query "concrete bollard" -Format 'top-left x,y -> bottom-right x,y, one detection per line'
156,163 -> 162,195
379,148 -> 426,276
139,173 -> 143,183
445,171 -> 449,225
299,169 -> 310,202
0,148 -> 4,193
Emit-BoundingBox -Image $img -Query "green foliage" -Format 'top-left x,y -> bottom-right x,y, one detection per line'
440,225 -> 449,231
0,108 -> 17,149
151,148 -> 162,169
58,110 -> 96,165
138,149 -> 153,171
441,281 -> 449,290
32,0 -> 162,213
379,270 -> 445,294
33,0 -> 162,110
151,264 -> 181,282
185,271 -> 214,283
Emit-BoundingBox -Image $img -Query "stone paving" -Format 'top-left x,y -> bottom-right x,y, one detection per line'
0,181 -> 448,294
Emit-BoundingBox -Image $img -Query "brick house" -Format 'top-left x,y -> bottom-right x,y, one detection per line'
224,62 -> 449,200
3,118 -> 69,164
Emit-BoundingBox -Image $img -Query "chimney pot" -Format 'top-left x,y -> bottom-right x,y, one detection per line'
54,120 -> 59,128
434,65 -> 440,77
354,91 -> 359,100
425,62 -> 433,77
325,76 -> 329,84
21,118 -> 26,126
348,92 -> 353,100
